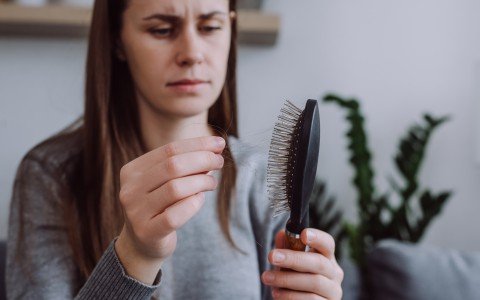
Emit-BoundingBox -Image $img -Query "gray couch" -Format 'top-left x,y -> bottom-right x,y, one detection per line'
342,240 -> 480,300
1,240 -> 5,300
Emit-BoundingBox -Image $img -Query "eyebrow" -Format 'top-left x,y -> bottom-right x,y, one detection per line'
142,11 -> 228,22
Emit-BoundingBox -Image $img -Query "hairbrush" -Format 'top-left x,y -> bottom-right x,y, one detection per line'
267,99 -> 320,251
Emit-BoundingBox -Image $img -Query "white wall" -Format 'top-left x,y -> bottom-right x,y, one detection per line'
1,0 -> 480,251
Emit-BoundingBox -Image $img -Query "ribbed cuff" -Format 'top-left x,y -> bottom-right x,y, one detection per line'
75,239 -> 162,299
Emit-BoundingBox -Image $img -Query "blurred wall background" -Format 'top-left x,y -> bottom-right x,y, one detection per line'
1,0 -> 480,250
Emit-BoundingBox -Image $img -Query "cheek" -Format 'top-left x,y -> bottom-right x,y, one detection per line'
128,49 -> 168,83
132,52 -> 168,86
210,41 -> 231,87
121,28 -> 170,83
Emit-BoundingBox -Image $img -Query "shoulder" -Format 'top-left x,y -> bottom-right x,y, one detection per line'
227,135 -> 269,207
17,125 -> 83,182
10,125 -> 84,220
227,135 -> 268,177
227,136 -> 288,241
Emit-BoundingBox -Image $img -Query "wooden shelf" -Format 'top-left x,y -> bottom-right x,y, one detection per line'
0,3 -> 280,45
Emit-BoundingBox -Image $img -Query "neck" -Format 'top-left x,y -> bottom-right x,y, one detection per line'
138,100 -> 215,152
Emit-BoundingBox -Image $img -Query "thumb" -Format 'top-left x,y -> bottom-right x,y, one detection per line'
274,229 -> 286,249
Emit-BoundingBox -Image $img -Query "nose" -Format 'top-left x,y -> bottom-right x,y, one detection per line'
175,27 -> 205,67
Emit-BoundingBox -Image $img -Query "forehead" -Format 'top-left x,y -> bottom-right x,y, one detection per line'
127,0 -> 230,16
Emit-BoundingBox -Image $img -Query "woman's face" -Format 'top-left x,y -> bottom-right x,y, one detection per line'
119,0 -> 232,118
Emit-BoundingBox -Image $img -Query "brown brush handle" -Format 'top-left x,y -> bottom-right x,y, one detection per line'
285,229 -> 306,251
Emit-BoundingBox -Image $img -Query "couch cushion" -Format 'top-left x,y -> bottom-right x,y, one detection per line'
0,240 -> 5,300
367,240 -> 480,300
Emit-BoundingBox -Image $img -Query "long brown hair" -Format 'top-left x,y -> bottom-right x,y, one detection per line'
68,0 -> 239,280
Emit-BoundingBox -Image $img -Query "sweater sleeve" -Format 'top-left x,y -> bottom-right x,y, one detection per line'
75,239 -> 162,299
248,154 -> 288,300
7,156 -> 161,299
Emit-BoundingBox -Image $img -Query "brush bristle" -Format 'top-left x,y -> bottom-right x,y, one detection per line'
267,100 -> 303,217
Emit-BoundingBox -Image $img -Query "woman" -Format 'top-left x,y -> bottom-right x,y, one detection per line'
7,0 -> 343,299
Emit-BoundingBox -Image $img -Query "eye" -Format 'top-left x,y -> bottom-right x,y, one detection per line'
149,27 -> 174,37
199,20 -> 223,34
200,25 -> 222,33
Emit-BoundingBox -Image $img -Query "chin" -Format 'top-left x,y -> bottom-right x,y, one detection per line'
164,96 -> 216,118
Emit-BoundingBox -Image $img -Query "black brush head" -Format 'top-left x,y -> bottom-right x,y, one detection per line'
267,99 -> 321,235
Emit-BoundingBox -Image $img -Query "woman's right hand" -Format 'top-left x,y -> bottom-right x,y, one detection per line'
115,136 -> 226,284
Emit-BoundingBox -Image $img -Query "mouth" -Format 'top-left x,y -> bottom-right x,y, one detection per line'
166,79 -> 210,93
167,79 -> 209,86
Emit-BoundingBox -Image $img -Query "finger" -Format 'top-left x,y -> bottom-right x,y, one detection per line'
271,288 -> 327,300
332,258 -> 344,282
261,270 -> 342,300
125,136 -> 226,172
301,229 -> 336,260
150,192 -> 206,237
139,151 -> 224,192
147,174 -> 217,215
275,229 -> 286,249
268,249 -> 336,279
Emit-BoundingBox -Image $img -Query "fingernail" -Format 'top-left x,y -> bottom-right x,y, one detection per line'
307,229 -> 314,243
263,272 -> 275,283
215,137 -> 225,147
273,251 -> 285,263
216,154 -> 225,168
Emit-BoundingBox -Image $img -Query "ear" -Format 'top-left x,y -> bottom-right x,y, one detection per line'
115,39 -> 127,61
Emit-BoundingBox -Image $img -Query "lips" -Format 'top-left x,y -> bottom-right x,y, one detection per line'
167,79 -> 208,86
166,78 -> 209,93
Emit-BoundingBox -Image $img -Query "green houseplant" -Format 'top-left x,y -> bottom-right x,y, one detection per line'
309,179 -> 346,259
308,93 -> 453,267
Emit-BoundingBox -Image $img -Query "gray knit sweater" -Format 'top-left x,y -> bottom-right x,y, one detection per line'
6,131 -> 287,299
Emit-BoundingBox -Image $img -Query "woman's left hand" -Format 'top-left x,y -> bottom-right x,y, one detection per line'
261,228 -> 344,300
